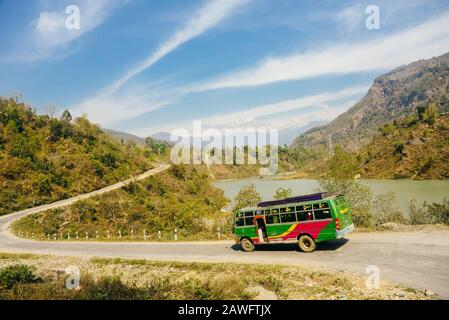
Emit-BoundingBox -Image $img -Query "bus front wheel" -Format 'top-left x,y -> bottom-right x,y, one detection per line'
298,235 -> 316,253
241,238 -> 255,252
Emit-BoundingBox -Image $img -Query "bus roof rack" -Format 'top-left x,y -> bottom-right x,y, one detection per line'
258,192 -> 337,207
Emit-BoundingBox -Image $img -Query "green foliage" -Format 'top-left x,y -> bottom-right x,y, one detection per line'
278,145 -> 326,172
0,97 -> 150,216
0,264 -> 39,289
357,109 -> 449,179
61,109 -> 72,122
273,187 -> 293,200
234,184 -> 261,211
379,123 -> 397,136
144,137 -> 170,156
371,192 -> 406,226
13,165 -> 229,239
319,147 -> 406,228
171,164 -> 187,180
409,199 -> 449,225
319,146 -> 361,199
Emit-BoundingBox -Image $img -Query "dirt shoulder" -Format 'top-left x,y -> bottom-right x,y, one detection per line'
0,252 -> 434,300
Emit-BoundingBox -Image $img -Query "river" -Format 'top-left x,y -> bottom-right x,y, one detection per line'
214,177 -> 449,214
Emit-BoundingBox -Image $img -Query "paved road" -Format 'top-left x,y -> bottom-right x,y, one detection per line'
0,163 -> 448,298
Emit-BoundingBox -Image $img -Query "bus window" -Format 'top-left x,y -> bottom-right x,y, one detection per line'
280,207 -> 287,213
235,218 -> 244,227
313,202 -> 329,209
236,211 -> 244,218
271,208 -> 279,214
255,210 -> 264,215
314,209 -> 332,220
296,205 -> 303,211
244,211 -> 253,217
244,217 -> 253,226
297,211 -> 314,222
266,214 -> 280,224
265,209 -> 270,214
281,212 -> 296,223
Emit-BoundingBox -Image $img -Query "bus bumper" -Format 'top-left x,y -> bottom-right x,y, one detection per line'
336,223 -> 354,239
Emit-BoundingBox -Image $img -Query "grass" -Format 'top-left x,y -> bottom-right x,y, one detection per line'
0,253 -> 433,300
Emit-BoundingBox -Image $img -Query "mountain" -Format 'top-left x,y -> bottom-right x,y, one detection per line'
0,97 -> 151,216
150,131 -> 172,143
358,112 -> 449,179
103,128 -> 145,146
292,52 -> 449,150
278,120 -> 327,146
104,129 -> 173,147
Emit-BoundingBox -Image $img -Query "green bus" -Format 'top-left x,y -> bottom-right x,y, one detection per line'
233,192 -> 354,252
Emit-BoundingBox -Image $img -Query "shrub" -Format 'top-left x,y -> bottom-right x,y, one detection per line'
273,187 -> 293,200
371,192 -> 406,226
234,184 -> 261,211
0,264 -> 39,289
81,276 -> 146,300
409,199 -> 449,225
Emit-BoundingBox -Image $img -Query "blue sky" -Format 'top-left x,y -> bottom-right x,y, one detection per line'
1,0 -> 449,143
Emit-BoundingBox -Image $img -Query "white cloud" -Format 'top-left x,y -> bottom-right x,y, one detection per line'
129,85 -> 368,136
27,0 -> 126,61
74,0 -> 249,125
190,11 -> 449,91
334,4 -> 363,31
198,86 -> 368,128
35,11 -> 66,38
103,0 -> 250,95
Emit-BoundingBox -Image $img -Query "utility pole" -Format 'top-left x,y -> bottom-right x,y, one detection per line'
328,135 -> 334,158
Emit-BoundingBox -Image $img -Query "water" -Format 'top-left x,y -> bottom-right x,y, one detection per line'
214,177 -> 449,214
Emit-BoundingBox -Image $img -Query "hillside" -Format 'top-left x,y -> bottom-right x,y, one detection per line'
12,164 -> 229,240
358,112 -> 449,179
0,97 -> 151,216
103,128 -> 145,146
292,52 -> 449,150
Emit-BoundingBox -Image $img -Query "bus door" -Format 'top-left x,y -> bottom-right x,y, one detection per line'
254,216 -> 268,243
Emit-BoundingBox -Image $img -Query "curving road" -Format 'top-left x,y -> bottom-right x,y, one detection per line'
0,163 -> 448,298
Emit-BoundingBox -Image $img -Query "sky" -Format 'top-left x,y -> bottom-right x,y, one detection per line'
1,0 -> 449,144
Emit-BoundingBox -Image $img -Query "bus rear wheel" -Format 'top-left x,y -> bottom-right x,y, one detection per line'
298,235 -> 316,253
241,238 -> 255,252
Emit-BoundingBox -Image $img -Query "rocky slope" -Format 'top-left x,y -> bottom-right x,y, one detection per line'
292,52 -> 449,150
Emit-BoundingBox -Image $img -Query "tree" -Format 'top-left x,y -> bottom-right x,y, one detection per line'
424,102 -> 438,125
61,109 -> 72,122
318,146 -> 373,227
234,184 -> 261,211
319,145 -> 359,194
273,187 -> 292,200
44,105 -> 57,118
35,174 -> 52,196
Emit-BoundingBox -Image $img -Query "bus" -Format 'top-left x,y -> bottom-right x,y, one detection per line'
232,192 -> 354,252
